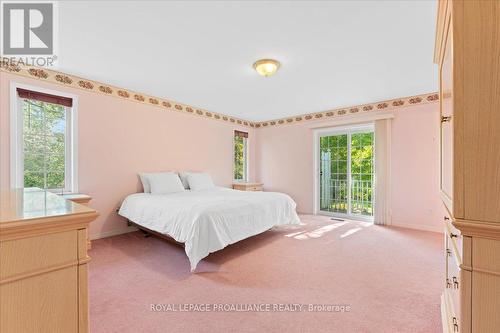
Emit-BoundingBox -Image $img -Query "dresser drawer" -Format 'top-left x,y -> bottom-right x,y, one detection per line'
444,270 -> 472,333
0,230 -> 78,281
444,226 -> 471,333
247,185 -> 262,191
0,265 -> 78,333
444,280 -> 471,333
442,290 -> 461,333
446,239 -> 461,320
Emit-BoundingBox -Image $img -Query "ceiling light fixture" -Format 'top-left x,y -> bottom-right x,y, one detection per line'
253,59 -> 280,77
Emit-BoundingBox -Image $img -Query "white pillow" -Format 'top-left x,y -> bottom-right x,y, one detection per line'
178,172 -> 192,189
148,172 -> 185,194
139,173 -> 152,193
186,173 -> 215,191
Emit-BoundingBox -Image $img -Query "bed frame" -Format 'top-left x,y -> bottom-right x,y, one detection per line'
126,219 -> 184,248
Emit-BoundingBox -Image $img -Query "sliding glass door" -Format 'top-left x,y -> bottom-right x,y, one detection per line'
318,126 -> 374,219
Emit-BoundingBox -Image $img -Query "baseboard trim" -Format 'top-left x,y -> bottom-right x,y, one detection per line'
390,221 -> 443,234
90,226 -> 138,240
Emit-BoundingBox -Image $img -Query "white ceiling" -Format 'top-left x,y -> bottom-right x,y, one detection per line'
58,1 -> 438,122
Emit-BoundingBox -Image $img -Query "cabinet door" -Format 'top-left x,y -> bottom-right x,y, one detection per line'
440,27 -> 454,212
461,0 -> 500,222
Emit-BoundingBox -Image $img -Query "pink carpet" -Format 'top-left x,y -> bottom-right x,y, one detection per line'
88,215 -> 443,333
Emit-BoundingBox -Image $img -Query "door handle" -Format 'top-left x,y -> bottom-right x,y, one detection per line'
453,276 -> 459,289
452,317 -> 458,332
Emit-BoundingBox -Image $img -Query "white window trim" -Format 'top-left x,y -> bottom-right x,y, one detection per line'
233,134 -> 249,182
10,82 -> 79,193
313,123 -> 376,222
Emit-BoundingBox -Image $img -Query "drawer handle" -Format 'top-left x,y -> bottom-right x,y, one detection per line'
453,276 -> 459,289
446,249 -> 452,257
446,278 -> 451,288
441,116 -> 452,123
450,233 -> 458,239
452,317 -> 459,332
444,216 -> 450,221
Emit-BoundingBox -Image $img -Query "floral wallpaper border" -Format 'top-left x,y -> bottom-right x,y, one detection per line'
253,92 -> 439,128
0,59 -> 254,127
0,58 -> 438,129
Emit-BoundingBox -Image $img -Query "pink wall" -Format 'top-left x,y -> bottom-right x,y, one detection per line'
389,105 -> 444,231
0,72 -> 256,239
255,103 -> 445,232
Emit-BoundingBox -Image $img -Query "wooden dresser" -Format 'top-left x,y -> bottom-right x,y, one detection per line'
0,188 -> 98,333
435,1 -> 500,332
232,182 -> 263,191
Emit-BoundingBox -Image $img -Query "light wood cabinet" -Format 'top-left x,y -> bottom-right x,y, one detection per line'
0,188 -> 98,333
435,1 -> 500,332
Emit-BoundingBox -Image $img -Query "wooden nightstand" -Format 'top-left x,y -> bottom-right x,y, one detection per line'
232,182 -> 263,191
62,194 -> 93,249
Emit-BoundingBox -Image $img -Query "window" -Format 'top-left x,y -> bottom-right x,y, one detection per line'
233,130 -> 248,181
317,124 -> 374,220
11,84 -> 77,192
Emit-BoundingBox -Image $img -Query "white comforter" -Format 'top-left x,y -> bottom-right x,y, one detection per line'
118,187 -> 300,271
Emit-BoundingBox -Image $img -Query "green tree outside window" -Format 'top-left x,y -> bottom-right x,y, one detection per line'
234,135 -> 247,181
23,99 -> 66,190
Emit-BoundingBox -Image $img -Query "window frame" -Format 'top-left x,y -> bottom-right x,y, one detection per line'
233,132 -> 249,182
10,82 -> 79,193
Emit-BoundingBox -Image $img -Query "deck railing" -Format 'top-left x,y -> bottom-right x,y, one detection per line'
320,179 -> 373,216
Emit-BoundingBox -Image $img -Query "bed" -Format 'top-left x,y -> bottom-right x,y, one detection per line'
118,187 -> 300,271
